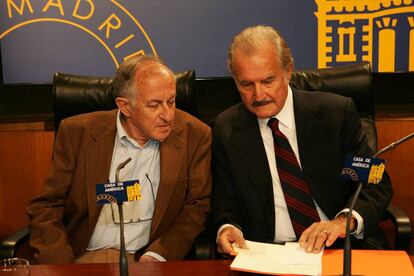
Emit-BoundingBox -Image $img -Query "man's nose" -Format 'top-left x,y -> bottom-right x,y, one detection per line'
253,83 -> 265,101
160,103 -> 174,121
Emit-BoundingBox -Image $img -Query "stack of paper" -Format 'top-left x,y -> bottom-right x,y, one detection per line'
230,240 -> 323,275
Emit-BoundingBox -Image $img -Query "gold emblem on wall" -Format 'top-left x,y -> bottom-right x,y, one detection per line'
315,0 -> 414,72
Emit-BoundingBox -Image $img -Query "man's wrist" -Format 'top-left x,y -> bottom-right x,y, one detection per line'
337,213 -> 356,232
336,209 -> 364,236
216,224 -> 243,243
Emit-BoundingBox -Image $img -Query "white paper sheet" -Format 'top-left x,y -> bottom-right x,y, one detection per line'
230,240 -> 323,275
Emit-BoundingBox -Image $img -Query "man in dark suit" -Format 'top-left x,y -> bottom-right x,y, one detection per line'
28,56 -> 211,263
211,25 -> 392,255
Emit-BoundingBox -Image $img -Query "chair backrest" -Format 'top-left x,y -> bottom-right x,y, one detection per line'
290,62 -> 377,152
53,70 -> 197,130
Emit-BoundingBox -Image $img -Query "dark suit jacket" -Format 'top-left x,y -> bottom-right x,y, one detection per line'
28,109 -> 212,263
211,89 -> 392,249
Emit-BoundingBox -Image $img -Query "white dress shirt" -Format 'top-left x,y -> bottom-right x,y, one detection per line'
258,86 -> 329,242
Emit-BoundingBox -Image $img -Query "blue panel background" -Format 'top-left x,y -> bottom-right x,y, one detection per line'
1,1 -> 317,83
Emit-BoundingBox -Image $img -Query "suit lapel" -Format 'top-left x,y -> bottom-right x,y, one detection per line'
293,89 -> 326,194
150,121 -> 184,237
231,104 -> 274,204
85,110 -> 117,231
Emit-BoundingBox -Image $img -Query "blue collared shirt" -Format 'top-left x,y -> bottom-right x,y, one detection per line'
88,111 -> 161,254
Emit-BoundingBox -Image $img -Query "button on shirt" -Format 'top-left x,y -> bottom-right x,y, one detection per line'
88,111 -> 160,255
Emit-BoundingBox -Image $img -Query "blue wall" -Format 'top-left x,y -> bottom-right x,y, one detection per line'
5,1 -> 414,83
0,0 -> 318,83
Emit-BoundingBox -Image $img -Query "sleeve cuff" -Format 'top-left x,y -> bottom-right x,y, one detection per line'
143,251 -> 166,262
216,224 -> 243,243
336,209 -> 364,238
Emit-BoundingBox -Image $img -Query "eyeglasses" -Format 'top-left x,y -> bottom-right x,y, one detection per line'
111,174 -> 156,224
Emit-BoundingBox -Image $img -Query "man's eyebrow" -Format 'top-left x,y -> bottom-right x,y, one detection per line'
147,99 -> 162,104
262,76 -> 275,82
238,79 -> 251,84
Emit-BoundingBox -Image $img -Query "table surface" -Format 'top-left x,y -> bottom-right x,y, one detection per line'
25,250 -> 414,276
30,260 -> 235,276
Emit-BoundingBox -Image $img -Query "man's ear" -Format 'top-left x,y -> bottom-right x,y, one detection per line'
285,63 -> 293,83
115,97 -> 130,118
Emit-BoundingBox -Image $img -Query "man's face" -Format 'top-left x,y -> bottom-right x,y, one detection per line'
118,65 -> 176,146
232,44 -> 292,118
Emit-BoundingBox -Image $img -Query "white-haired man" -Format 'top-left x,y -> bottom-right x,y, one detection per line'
212,25 -> 392,255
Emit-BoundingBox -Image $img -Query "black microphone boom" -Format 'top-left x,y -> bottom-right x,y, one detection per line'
373,132 -> 414,158
343,131 -> 414,276
115,157 -> 132,276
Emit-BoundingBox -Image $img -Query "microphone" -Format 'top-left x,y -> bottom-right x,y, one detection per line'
95,158 -> 134,276
374,132 -> 414,158
115,157 -> 132,276
95,157 -> 144,275
116,157 -> 132,184
341,131 -> 414,276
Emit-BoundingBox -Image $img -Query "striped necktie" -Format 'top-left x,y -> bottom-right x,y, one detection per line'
267,118 -> 320,238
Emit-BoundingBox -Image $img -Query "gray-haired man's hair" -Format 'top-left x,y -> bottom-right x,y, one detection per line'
112,55 -> 173,101
227,25 -> 294,75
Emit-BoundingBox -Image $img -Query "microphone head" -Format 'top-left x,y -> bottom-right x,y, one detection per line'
115,157 -> 133,183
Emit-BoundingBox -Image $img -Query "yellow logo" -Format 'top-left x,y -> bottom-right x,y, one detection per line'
0,0 -> 157,68
126,182 -> 142,201
368,163 -> 385,184
315,0 -> 414,72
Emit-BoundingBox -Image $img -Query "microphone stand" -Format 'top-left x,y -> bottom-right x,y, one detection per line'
115,157 -> 132,276
343,183 -> 362,276
342,132 -> 414,276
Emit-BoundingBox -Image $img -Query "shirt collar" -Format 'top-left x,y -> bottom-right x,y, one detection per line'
258,85 -> 295,131
116,110 -> 157,149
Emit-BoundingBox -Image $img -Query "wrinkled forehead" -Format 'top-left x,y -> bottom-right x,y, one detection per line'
135,63 -> 175,82
134,64 -> 175,89
234,41 -> 279,62
132,64 -> 176,99
233,46 -> 283,75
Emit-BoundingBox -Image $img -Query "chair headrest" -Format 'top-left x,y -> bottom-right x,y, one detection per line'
290,62 -> 373,115
53,70 -> 197,130
290,62 -> 376,151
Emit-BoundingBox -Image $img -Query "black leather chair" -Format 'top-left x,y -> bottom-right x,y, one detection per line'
290,62 -> 376,151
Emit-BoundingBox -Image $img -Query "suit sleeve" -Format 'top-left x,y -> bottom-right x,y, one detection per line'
27,121 -> 76,264
145,125 -> 212,260
341,98 -> 393,236
210,130 -> 243,235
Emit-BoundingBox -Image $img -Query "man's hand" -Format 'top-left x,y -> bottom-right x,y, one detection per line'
298,215 -> 355,253
217,226 -> 247,255
138,255 -> 159,263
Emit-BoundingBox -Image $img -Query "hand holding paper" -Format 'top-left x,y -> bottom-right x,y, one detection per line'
217,226 -> 247,255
